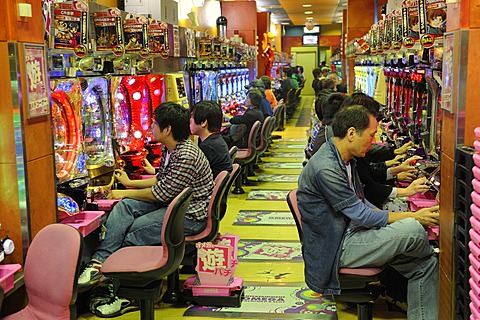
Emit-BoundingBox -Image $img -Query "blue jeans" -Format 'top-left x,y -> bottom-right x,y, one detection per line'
339,218 -> 438,320
93,198 -> 207,262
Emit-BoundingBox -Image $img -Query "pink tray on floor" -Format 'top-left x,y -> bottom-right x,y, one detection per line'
183,275 -> 243,297
60,211 -> 105,236
0,264 -> 21,293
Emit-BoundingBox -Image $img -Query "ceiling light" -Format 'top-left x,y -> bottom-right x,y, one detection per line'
341,3 -> 347,6
281,22 -> 289,25
302,4 -> 312,7
304,11 -> 313,14
306,17 -> 313,20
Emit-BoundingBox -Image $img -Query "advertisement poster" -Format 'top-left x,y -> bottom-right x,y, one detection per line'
52,0 -> 88,56
93,8 -> 124,55
24,44 -> 49,118
441,32 -> 456,112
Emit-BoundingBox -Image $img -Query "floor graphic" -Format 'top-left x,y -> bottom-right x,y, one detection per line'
267,152 -> 305,158
233,210 -> 295,226
261,162 -> 304,169
276,138 -> 306,142
247,190 -> 290,200
254,174 -> 299,182
272,144 -> 306,149
184,285 -> 337,318
237,240 -> 303,261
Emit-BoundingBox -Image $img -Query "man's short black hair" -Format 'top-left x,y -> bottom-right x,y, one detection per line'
284,67 -> 293,77
260,76 -> 272,89
312,67 -> 321,77
332,105 -> 374,138
154,101 -> 190,141
248,88 -> 263,108
190,100 -> 223,132
322,93 -> 346,120
341,92 -> 380,117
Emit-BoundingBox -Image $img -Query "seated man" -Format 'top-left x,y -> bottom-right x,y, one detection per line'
248,79 -> 273,118
79,101 -> 214,288
222,88 -> 264,149
275,67 -> 297,102
297,105 -> 439,320
190,100 -> 233,178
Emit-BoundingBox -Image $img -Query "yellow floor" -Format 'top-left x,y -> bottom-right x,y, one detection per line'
78,95 -> 406,319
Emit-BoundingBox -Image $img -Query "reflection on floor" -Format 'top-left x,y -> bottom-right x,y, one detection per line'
78,95 -> 407,320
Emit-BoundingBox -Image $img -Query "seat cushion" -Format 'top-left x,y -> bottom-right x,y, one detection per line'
339,267 -> 384,277
102,246 -> 165,274
236,149 -> 250,159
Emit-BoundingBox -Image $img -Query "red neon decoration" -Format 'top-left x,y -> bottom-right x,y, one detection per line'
51,90 -> 79,180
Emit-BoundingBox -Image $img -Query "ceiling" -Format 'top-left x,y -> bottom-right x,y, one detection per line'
256,0 -> 347,26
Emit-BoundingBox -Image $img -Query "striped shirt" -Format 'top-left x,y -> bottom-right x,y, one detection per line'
152,139 -> 214,221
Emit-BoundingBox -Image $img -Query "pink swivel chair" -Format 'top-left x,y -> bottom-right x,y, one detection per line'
2,224 -> 83,320
287,189 -> 387,320
100,187 -> 192,320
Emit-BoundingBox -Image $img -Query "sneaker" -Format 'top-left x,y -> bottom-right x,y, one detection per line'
94,296 -> 139,318
78,260 -> 103,288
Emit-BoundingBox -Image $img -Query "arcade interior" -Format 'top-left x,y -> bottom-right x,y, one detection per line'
1,0 -> 480,319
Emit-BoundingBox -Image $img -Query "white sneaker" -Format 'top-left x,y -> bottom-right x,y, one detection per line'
94,296 -> 138,318
78,261 -> 103,288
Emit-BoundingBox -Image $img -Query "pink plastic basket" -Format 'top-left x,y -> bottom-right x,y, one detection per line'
96,199 -> 120,212
183,275 -> 243,297
0,264 -> 21,293
60,211 -> 105,237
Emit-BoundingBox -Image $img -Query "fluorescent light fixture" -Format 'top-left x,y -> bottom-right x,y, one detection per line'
306,17 -> 313,20
302,4 -> 312,7
281,22 -> 289,25
304,11 -> 313,14
341,2 -> 347,6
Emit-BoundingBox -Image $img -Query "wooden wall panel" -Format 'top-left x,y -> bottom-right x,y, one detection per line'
442,112 -> 456,160
222,0 -> 257,48
282,36 -> 302,54
0,43 -> 16,165
15,0 -> 44,44
26,156 -> 57,238
439,154 -> 454,279
470,0 -> 480,28
319,35 -> 341,48
257,12 -> 269,78
438,267 -> 453,320
0,163 -> 22,264
464,29 -> 480,146
23,117 -> 53,162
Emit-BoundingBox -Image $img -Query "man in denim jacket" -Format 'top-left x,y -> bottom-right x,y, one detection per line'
297,105 -> 439,320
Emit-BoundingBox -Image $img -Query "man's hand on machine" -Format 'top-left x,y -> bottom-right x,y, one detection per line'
385,154 -> 407,167
106,189 -> 126,200
394,141 -> 415,155
114,169 -> 131,186
412,205 -> 440,227
396,170 -> 417,182
404,177 -> 432,196
390,155 -> 422,176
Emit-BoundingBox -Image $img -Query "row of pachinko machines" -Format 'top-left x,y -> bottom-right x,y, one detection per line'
190,67 -> 250,117
52,74 -> 171,216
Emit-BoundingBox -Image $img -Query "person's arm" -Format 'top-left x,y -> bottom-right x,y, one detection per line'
317,167 -> 388,227
395,177 -> 431,197
113,169 -> 157,188
108,188 -> 156,201
388,206 -> 439,226
151,151 -> 201,203
389,156 -> 422,176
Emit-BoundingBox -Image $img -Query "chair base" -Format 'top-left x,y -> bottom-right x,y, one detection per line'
162,270 -> 181,304
232,187 -> 245,194
357,302 -> 373,320
182,287 -> 245,307
116,281 -> 163,320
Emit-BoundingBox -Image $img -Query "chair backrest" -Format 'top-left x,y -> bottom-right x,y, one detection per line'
286,189 -> 303,244
229,146 -> 238,163
256,116 -> 271,151
272,103 -> 284,131
286,89 -> 296,105
247,120 -> 262,151
161,187 -> 192,270
185,170 -> 230,242
219,163 -> 241,221
10,224 -> 84,320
